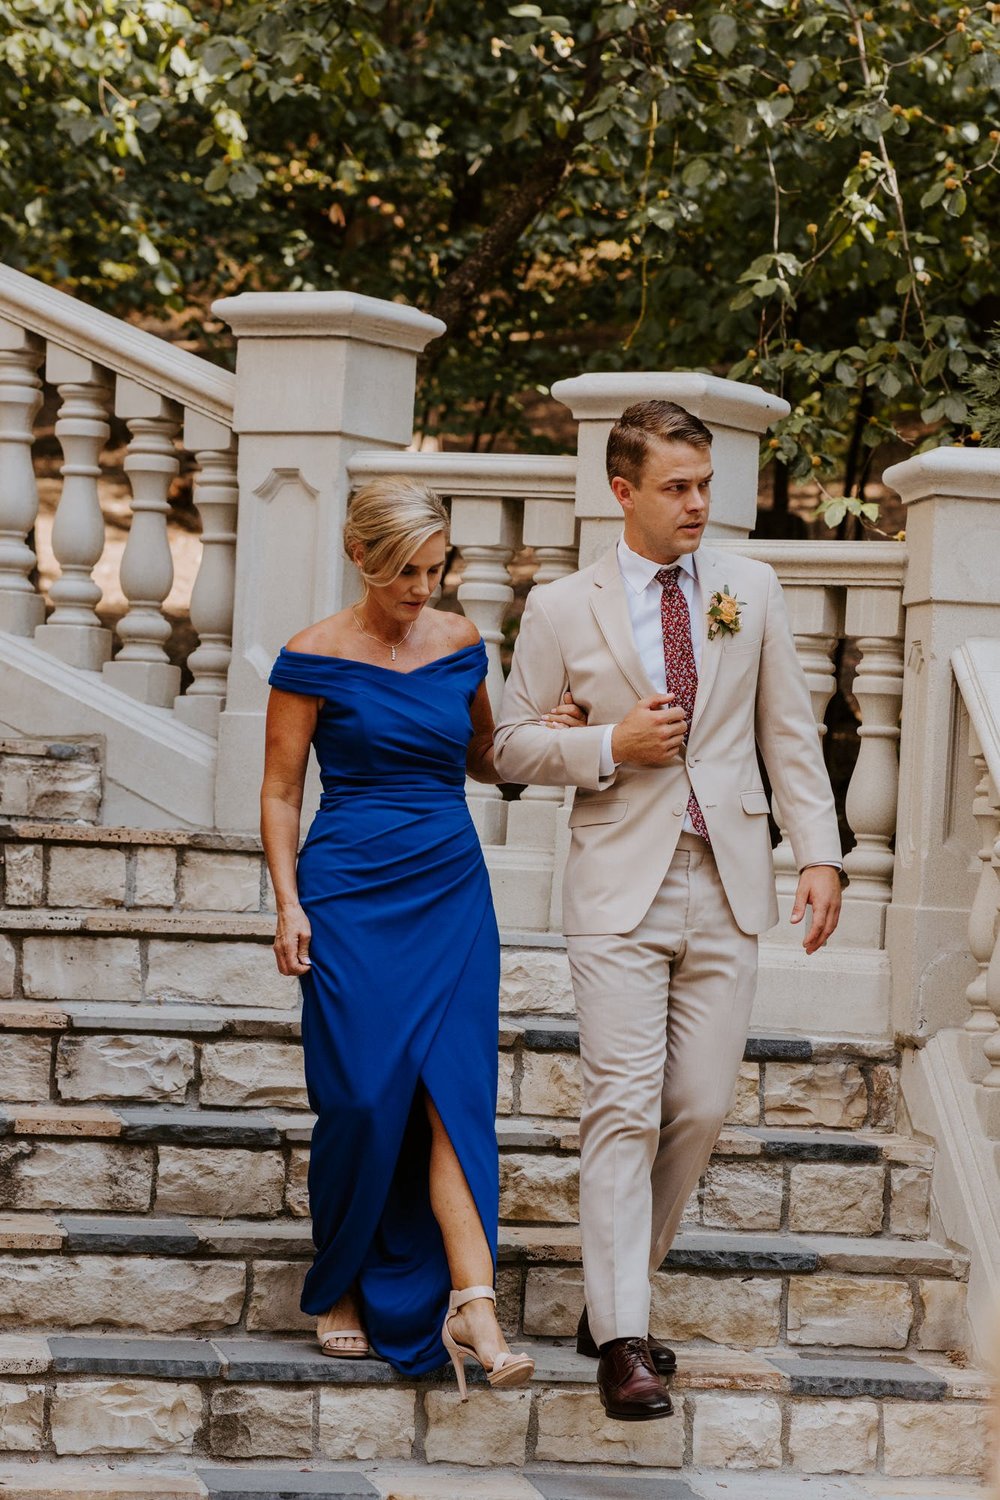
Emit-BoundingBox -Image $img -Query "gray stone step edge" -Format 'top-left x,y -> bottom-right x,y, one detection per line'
0,1216 -> 969,1279
1,1332 -> 987,1403
0,1002 -> 901,1064
0,1108 -> 928,1163
0,1217 -> 972,1279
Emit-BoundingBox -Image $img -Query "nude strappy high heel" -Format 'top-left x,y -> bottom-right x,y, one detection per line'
441,1285 -> 535,1399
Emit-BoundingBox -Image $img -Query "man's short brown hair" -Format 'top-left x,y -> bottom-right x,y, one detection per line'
606,400 -> 713,487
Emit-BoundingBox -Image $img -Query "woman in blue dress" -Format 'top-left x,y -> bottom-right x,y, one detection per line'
260,479 -> 584,1391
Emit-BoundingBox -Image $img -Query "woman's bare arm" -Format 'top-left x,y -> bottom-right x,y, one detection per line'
467,684 -> 588,783
260,688 -> 317,976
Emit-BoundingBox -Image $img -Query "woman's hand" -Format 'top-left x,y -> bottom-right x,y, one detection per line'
274,901 -> 312,976
541,691 -> 588,730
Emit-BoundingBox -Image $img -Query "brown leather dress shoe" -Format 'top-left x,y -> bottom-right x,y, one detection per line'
597,1337 -> 674,1421
577,1307 -> 677,1377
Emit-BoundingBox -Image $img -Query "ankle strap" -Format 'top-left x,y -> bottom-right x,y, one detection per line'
449,1284 -> 496,1311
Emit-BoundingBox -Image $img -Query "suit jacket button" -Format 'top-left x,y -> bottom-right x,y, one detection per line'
672,802 -> 686,816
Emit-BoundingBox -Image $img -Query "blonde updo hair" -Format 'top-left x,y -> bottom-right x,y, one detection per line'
344,478 -> 449,589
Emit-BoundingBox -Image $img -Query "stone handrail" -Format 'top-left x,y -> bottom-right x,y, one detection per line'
952,637 -> 1000,1113
0,263 -> 234,422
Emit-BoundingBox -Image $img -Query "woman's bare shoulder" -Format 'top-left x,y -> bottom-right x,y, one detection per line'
284,611 -> 354,656
432,610 -> 482,650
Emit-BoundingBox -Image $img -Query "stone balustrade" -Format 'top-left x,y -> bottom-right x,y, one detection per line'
728,541 -> 906,949
952,637 -> 1000,1136
0,266 -> 238,734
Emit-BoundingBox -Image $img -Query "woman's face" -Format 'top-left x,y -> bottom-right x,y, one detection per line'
363,531 -> 447,625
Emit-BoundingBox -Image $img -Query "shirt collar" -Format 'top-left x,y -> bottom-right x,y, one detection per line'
616,535 -> 698,595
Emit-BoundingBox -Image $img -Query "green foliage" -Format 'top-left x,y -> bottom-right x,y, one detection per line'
1,0 -> 998,469
965,321 -> 1000,444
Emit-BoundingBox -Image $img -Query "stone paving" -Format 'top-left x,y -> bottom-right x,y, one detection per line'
0,1462 -> 990,1499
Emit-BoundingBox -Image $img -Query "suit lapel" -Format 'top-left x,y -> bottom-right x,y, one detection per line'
690,546 -> 725,733
590,548 -> 658,700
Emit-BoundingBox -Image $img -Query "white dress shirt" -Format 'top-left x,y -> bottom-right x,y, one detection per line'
597,536 -> 840,871
598,537 -> 701,829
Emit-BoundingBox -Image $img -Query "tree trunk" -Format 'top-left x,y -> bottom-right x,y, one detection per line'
427,138 -> 576,341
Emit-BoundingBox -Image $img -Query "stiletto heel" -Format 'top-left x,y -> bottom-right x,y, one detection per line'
441,1285 -> 535,1402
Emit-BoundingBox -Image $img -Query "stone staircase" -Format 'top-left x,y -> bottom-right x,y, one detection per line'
0,822 -> 992,1492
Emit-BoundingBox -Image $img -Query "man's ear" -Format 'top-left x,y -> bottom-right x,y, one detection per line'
610,475 -> 632,510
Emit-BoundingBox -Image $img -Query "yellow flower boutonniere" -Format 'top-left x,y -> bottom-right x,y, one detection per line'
707,585 -> 745,640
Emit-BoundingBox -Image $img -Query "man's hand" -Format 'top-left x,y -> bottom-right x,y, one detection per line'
611,695 -> 688,767
790,866 -> 842,954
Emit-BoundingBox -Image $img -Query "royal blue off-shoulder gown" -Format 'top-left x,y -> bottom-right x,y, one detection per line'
267,640 -> 500,1376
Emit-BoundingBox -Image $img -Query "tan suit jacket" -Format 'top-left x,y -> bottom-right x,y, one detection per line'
494,544 -> 841,937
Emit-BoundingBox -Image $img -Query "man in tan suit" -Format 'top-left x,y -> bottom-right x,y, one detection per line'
494,400 -> 842,1421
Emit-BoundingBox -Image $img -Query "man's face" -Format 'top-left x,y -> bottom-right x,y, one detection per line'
610,438 -> 713,564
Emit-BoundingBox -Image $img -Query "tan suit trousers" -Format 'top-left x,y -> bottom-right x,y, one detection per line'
566,832 -> 758,1347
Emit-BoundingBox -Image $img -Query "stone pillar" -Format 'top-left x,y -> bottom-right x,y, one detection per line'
550,372 -> 790,565
884,449 -> 1000,1038
211,291 -> 444,832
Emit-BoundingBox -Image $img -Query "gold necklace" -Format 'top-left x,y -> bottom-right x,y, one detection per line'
352,607 -> 415,662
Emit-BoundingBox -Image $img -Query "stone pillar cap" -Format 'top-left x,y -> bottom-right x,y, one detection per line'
884,446 -> 1000,505
212,290 -> 445,354
551,372 -> 790,432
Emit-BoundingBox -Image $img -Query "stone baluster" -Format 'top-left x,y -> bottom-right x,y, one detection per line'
0,320 -> 45,635
506,497 -> 580,855
102,378 -> 182,706
842,584 -> 905,936
173,412 -> 238,734
770,582 -> 841,898
964,742 -> 1000,1046
33,347 -> 113,670
450,493 -> 521,844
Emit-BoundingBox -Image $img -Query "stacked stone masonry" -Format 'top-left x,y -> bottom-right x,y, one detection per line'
0,823 -> 990,1481
0,1333 -> 991,1476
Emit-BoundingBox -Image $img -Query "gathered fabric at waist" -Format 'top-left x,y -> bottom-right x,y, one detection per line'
318,777 -> 467,812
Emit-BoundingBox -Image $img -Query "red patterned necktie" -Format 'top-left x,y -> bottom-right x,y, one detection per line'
656,566 -> 711,845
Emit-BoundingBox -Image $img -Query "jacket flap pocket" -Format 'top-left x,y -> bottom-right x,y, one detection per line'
568,799 -> 629,829
741,789 -> 771,815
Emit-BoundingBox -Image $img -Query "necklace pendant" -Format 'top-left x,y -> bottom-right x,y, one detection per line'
390,645 -> 397,662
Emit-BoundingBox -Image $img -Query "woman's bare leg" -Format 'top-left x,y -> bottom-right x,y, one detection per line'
317,1285 -> 366,1353
425,1093 -> 509,1366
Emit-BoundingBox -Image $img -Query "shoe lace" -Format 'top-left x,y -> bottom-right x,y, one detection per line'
621,1337 -> 652,1364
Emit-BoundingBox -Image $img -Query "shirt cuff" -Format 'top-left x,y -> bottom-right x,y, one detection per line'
599,724 -> 618,779
800,861 -> 843,871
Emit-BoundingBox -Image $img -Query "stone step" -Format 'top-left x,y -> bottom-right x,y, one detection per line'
1,1000 -> 901,1133
0,1105 -> 936,1239
0,1213 -> 967,1352
0,1332 -> 989,1479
